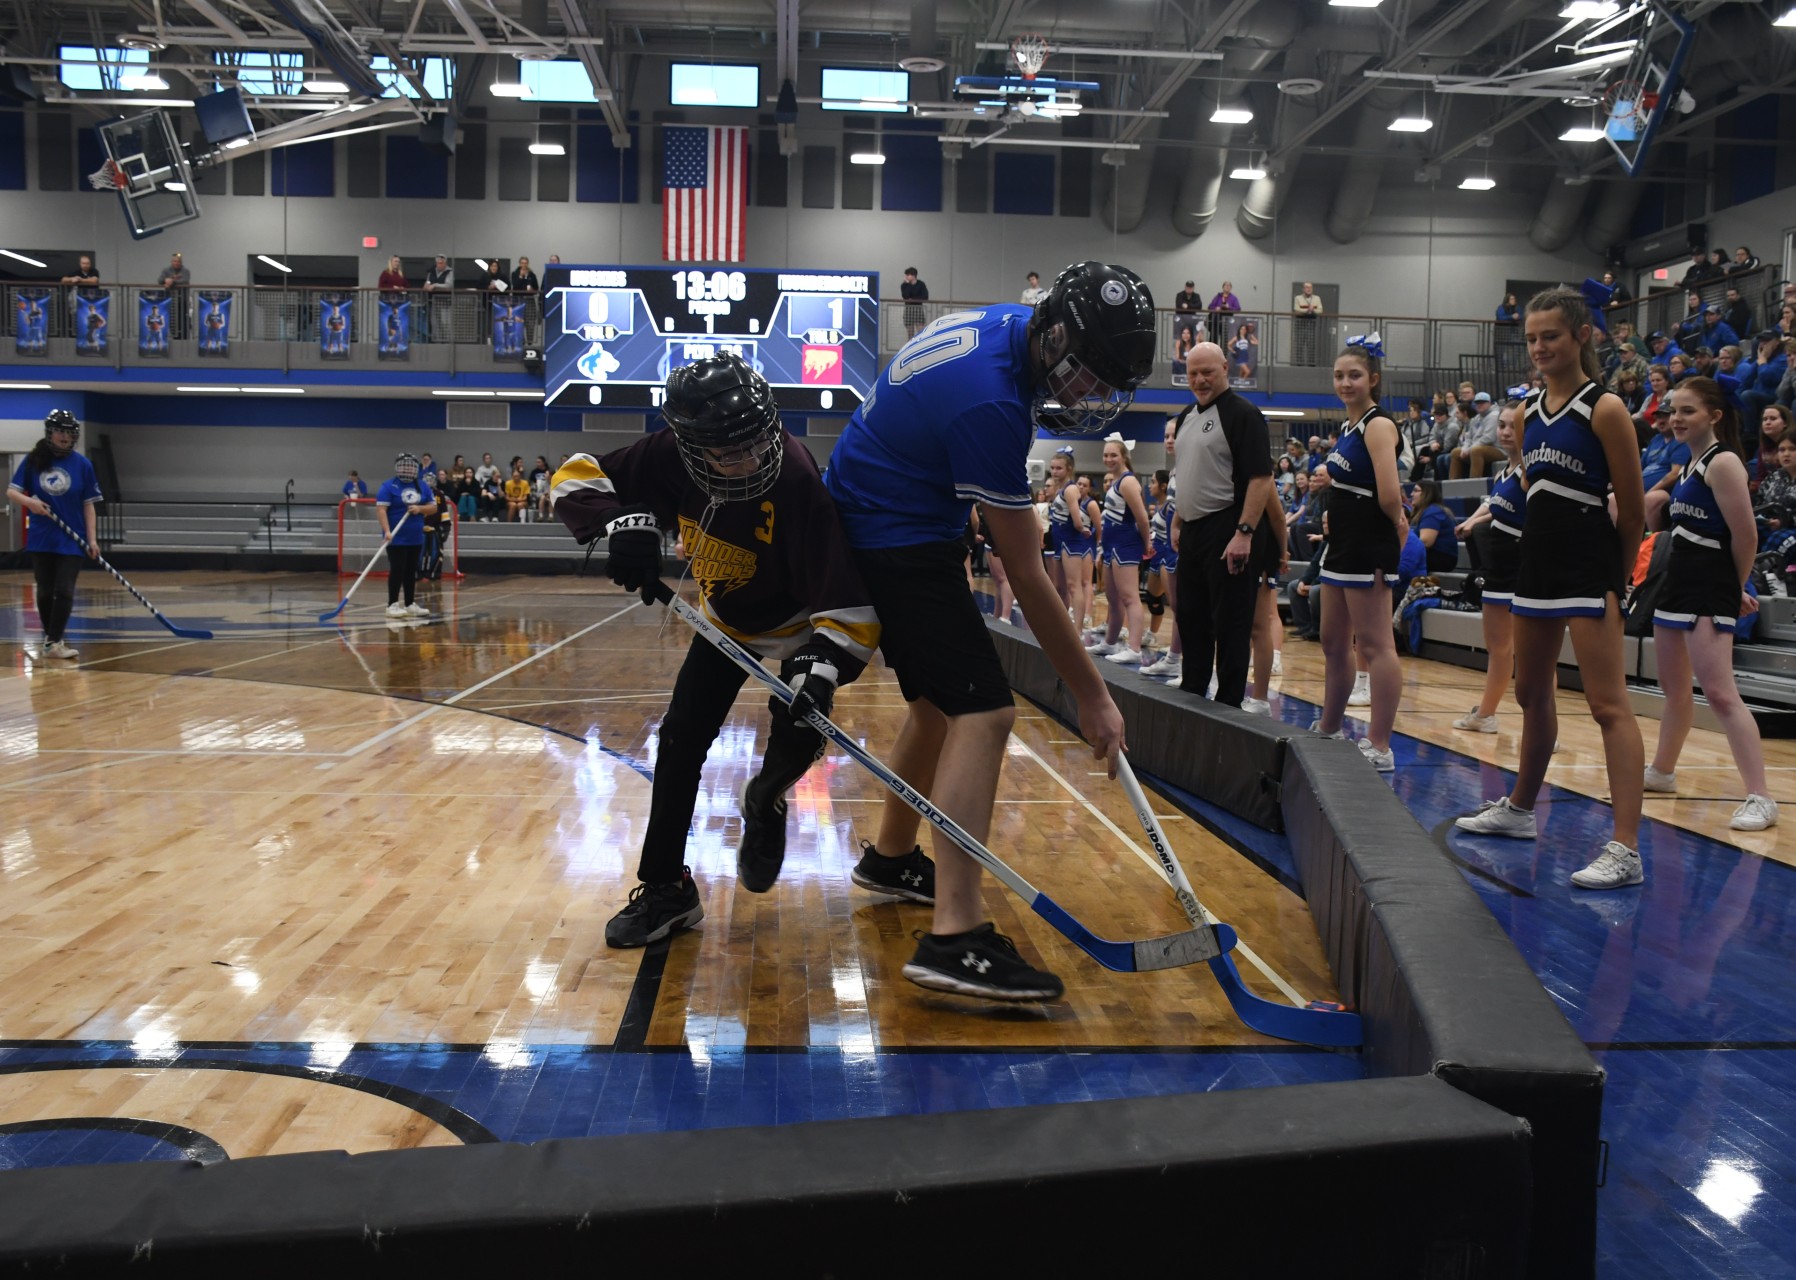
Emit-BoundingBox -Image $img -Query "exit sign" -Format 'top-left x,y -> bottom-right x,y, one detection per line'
363,236 -> 380,249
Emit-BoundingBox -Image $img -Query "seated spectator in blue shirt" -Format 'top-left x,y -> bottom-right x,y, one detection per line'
1408,480 -> 1459,573
1394,507 -> 1427,597
1673,293 -> 1707,347
342,470 -> 367,498
1739,330 -> 1791,416
1305,434 -> 1327,471
1699,303 -> 1739,352
1647,330 -> 1681,367
1640,401 -> 1690,530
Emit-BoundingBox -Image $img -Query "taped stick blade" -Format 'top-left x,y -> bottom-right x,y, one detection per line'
1131,924 -> 1223,971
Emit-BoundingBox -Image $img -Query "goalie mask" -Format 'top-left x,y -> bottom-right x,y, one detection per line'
662,353 -> 784,502
1031,262 -> 1156,436
394,452 -> 421,483
44,409 -> 81,453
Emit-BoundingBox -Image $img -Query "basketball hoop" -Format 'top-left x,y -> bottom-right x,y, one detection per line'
1599,80 -> 1652,140
1010,33 -> 1050,82
87,159 -> 127,193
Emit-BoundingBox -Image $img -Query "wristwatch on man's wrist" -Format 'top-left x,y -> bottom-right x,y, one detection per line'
1235,522 -> 1255,536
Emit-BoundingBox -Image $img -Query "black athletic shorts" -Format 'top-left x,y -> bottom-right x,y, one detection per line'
853,539 -> 1015,716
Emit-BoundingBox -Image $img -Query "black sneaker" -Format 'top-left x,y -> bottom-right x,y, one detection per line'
736,779 -> 788,894
902,924 -> 1064,1002
850,839 -> 935,904
604,869 -> 703,948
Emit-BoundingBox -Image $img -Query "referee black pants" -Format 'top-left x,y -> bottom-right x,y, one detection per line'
638,634 -> 824,886
1176,511 -> 1258,707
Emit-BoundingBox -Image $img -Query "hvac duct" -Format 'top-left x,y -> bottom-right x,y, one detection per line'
1323,88 -> 1408,245
1172,84 -> 1227,239
1097,124 -> 1161,234
1528,178 -> 1593,253
910,0 -> 937,56
1581,180 -> 1647,258
1237,53 -> 1320,241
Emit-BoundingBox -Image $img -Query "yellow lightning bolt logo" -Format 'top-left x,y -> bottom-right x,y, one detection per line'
678,514 -> 759,600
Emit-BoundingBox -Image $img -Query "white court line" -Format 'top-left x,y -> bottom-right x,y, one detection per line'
1007,733 -> 1310,1009
48,638 -> 201,668
200,636 -> 340,675
333,601 -> 641,763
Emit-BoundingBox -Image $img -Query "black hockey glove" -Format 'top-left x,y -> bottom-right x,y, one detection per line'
603,508 -> 662,603
780,641 -> 845,726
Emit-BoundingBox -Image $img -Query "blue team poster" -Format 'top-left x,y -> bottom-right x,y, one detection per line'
197,291 -> 232,357
319,293 -> 352,359
492,296 -> 525,362
13,288 -> 49,356
74,288 -> 109,357
138,290 -> 171,358
378,295 -> 410,361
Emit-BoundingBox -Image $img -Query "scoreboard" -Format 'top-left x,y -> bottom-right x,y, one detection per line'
541,265 -> 880,414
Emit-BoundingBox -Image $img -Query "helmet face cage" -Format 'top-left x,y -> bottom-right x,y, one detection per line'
44,410 -> 80,450
1032,262 -> 1155,434
663,355 -> 784,503
394,453 -> 420,483
1033,353 -> 1133,436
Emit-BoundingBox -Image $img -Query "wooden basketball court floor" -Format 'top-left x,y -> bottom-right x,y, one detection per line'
1,568 -> 1792,1275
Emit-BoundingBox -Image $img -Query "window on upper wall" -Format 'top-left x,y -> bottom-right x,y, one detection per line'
820,67 -> 909,112
213,51 -> 306,95
520,60 -> 601,103
668,63 -> 759,108
371,56 -> 454,100
58,46 -> 148,92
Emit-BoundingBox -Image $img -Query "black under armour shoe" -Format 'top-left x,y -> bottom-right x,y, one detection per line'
736,779 -> 788,894
604,869 -> 703,948
850,839 -> 935,904
902,924 -> 1064,1002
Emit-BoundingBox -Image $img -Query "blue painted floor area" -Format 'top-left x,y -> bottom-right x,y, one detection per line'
0,1042 -> 1361,1169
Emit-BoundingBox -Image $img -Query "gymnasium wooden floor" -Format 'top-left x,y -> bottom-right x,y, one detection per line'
2,568 -> 1793,1277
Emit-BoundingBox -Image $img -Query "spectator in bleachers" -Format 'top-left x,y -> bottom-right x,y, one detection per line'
1637,366 -> 1672,435
1448,391 -> 1503,478
1019,272 -> 1044,305
1752,421 -> 1796,545
511,257 -> 539,295
1173,280 -> 1202,347
1692,347 -> 1721,380
1679,248 -> 1718,289
1274,455 -> 1297,502
900,267 -> 928,340
60,255 -> 99,287
1601,270 -> 1631,311
478,469 -> 504,521
1606,336 -> 1650,391
1648,330 -> 1680,366
453,466 -> 479,521
1699,303 -> 1739,352
1613,369 -> 1646,418
1666,352 -> 1693,385
1305,435 -> 1326,471
1494,293 -> 1520,323
1290,465 -> 1329,559
342,469 -> 367,498
1748,404 -> 1789,494
1722,286 -> 1755,339
1709,249 -> 1731,275
1739,330 -> 1790,416
1781,305 -> 1796,342
378,256 -> 407,292
1409,480 -> 1458,573
423,254 -> 453,342
1286,514 -> 1325,642
1206,281 -> 1240,343
1404,399 -> 1441,480
1717,343 -> 1743,376
475,452 -> 499,485
1640,400 -> 1690,530
1613,318 -> 1648,358
504,466 -> 532,522
1673,292 -> 1706,348
1293,281 -> 1324,365
1393,506 -> 1427,598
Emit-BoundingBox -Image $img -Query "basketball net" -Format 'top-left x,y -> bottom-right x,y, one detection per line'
1010,33 -> 1050,82
1600,81 -> 1653,138
87,158 -> 127,193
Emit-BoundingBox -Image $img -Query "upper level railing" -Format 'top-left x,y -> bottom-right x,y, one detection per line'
4,266 -> 1784,389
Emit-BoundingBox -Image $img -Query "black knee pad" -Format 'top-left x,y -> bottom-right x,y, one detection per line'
1146,590 -> 1165,617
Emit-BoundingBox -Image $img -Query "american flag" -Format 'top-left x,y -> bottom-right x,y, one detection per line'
663,125 -> 748,263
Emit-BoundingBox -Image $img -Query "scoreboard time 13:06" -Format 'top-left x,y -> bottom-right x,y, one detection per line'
540,265 -> 880,414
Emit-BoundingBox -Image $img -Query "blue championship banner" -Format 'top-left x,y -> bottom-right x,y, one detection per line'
197,290 -> 232,357
492,296 -> 525,362
138,290 -> 171,357
13,287 -> 49,356
74,287 -> 109,357
319,292 -> 352,359
378,294 -> 410,361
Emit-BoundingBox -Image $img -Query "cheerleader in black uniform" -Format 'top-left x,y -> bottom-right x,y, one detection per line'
1455,288 -> 1646,890
1646,377 -> 1776,830
1451,400 -> 1525,732
1315,344 -> 1405,770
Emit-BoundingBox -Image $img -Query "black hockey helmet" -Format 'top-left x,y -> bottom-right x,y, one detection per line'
662,352 -> 784,502
1031,262 -> 1157,435
394,452 -> 421,482
44,409 -> 81,450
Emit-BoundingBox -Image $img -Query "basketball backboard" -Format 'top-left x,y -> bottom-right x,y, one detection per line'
91,110 -> 201,239
1591,1 -> 1696,177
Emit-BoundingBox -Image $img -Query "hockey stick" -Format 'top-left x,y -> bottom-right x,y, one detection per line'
320,513 -> 408,622
33,508 -> 213,640
1115,758 -> 1363,1048
648,579 -> 1216,973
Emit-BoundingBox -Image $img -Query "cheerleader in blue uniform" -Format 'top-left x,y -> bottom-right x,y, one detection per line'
1088,435 -> 1156,665
1046,451 -> 1097,635
1315,343 -> 1404,771
1451,400 -> 1525,733
1141,463 -> 1184,681
1455,288 -> 1646,890
1244,480 -> 1289,714
1645,377 -> 1776,830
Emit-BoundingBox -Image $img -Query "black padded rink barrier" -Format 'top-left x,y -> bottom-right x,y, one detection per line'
989,622 -> 1287,831
1283,734 -> 1605,1279
0,1076 -> 1530,1275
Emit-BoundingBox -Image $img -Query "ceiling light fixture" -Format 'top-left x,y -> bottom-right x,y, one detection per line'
0,250 -> 48,268
1230,164 -> 1267,179
528,139 -> 566,156
849,151 -> 887,165
1559,125 -> 1607,142
306,77 -> 348,94
164,181 -> 187,191
241,387 -> 306,394
0,381 -> 53,390
490,82 -> 532,98
1329,0 -> 1385,8
1459,175 -> 1497,190
256,255 -> 293,274
1388,114 -> 1433,132
1560,1 -> 1620,18
1775,5 -> 1796,25
178,385 -> 241,392
1211,105 -> 1254,124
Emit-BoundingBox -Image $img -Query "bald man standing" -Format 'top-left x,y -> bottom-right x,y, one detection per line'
1169,342 -> 1276,706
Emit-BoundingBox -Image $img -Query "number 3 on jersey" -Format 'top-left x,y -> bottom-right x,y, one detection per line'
888,310 -> 985,385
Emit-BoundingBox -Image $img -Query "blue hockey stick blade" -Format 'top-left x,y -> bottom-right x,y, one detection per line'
1206,924 -> 1363,1048
165,623 -> 215,639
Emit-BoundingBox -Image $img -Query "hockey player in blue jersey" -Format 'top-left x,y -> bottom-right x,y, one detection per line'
825,261 -> 1156,1002
7,410 -> 102,661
